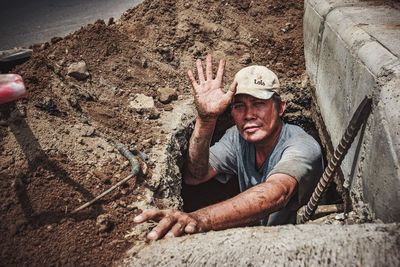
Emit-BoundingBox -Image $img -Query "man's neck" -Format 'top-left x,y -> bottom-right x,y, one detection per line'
254,121 -> 284,169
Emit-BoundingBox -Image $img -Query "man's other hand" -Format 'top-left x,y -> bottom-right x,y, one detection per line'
134,209 -> 207,240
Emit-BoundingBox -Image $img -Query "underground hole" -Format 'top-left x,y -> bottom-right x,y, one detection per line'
181,83 -> 344,219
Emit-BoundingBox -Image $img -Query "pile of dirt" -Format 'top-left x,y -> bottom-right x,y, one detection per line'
0,0 -> 319,266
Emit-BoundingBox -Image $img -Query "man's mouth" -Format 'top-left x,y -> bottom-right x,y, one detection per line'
243,125 -> 260,133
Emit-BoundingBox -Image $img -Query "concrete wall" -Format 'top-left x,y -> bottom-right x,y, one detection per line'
304,0 -> 400,222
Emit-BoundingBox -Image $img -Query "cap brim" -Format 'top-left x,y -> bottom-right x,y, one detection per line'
235,87 -> 276,100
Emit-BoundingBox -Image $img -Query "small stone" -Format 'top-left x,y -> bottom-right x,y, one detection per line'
141,161 -> 148,176
334,213 -> 345,221
301,74 -> 310,88
148,109 -> 160,120
142,58 -> 148,68
107,17 -> 115,26
157,87 -> 178,104
96,214 -> 114,233
129,94 -> 155,114
120,189 -> 128,195
239,53 -> 252,65
40,42 -> 50,50
67,61 -> 90,81
126,204 -> 137,211
82,126 -> 96,137
17,106 -> 27,117
163,105 -> 173,111
118,200 -> 127,208
51,36 -> 62,44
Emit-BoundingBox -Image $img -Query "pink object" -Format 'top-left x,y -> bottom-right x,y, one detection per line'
0,74 -> 27,104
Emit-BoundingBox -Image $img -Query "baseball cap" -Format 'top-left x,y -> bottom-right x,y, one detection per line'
234,65 -> 280,100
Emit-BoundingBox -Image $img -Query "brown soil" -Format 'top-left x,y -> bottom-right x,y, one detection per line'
0,0 -> 317,266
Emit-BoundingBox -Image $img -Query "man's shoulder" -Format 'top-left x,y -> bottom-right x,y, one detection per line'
280,123 -> 321,154
283,124 -> 317,142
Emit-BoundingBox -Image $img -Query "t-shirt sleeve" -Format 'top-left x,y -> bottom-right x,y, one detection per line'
268,137 -> 323,208
209,127 -> 238,181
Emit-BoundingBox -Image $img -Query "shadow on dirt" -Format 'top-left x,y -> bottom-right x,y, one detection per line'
1,102 -> 102,228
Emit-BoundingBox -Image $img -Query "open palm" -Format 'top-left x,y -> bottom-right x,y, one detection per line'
188,55 -> 236,119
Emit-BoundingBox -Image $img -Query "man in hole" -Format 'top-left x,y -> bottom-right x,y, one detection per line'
134,55 -> 323,240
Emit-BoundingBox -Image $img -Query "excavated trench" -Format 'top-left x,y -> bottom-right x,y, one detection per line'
177,82 -> 345,216
121,82 -> 400,267
136,79 -> 346,225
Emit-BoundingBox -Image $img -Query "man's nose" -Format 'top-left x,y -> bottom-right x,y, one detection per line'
244,105 -> 256,120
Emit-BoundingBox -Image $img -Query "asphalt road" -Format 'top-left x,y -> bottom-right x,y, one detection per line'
0,0 -> 142,50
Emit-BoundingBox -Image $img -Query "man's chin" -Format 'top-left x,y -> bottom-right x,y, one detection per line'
242,132 -> 265,143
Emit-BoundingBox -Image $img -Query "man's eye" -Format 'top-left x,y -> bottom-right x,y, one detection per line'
254,101 -> 265,106
232,103 -> 244,109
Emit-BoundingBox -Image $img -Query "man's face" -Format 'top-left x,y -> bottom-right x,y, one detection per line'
231,94 -> 286,144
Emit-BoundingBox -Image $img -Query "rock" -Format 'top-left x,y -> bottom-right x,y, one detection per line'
34,97 -> 61,115
142,58 -> 148,68
96,214 -> 114,233
51,36 -> 62,44
148,109 -> 160,120
126,204 -> 137,211
163,105 -> 173,111
129,94 -> 155,113
82,126 -> 96,137
129,94 -> 160,119
157,87 -> 178,104
67,61 -> 90,81
239,53 -> 252,65
107,17 -> 115,26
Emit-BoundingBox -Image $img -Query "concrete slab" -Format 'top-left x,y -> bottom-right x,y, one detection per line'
304,0 -> 400,222
121,223 -> 400,267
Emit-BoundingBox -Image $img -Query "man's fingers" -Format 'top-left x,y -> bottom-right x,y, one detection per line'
196,59 -> 205,83
223,80 -> 237,102
215,59 -> 225,84
184,222 -> 198,234
167,221 -> 186,238
147,215 -> 177,240
187,69 -> 198,89
217,80 -> 237,108
229,80 -> 237,94
133,209 -> 164,223
206,54 -> 213,81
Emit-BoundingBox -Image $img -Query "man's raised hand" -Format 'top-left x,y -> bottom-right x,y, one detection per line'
187,54 -> 237,120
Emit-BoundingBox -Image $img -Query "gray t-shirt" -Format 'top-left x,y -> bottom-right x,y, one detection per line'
209,123 -> 323,225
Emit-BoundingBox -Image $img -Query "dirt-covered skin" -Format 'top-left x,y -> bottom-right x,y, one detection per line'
0,0 -> 317,266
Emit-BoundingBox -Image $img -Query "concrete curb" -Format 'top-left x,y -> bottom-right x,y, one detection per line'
304,0 -> 400,222
121,223 -> 400,267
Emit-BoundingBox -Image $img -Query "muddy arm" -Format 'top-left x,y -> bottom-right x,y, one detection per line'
135,173 -> 297,240
184,54 -> 236,184
183,116 -> 219,185
191,173 -> 298,231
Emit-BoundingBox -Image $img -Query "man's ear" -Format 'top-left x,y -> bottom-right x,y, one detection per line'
279,101 -> 286,116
